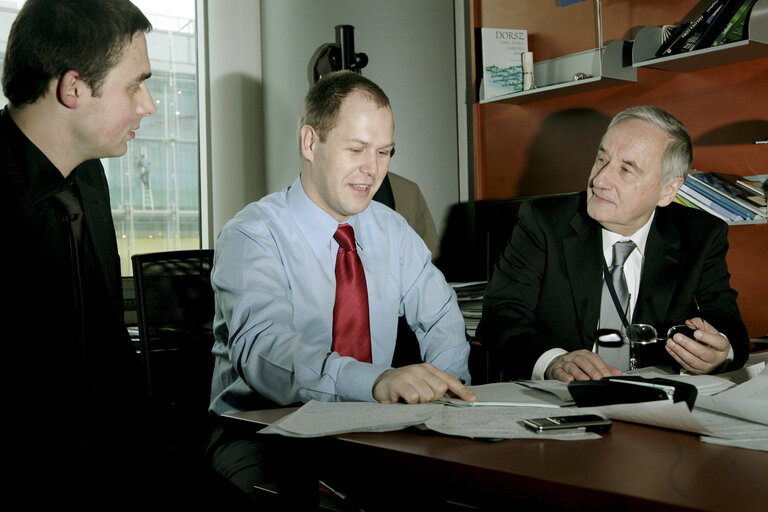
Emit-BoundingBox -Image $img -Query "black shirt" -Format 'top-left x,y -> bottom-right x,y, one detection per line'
0,107 -> 147,501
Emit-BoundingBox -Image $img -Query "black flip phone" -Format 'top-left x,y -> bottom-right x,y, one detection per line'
522,414 -> 612,433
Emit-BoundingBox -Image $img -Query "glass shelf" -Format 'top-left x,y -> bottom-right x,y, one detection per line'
632,0 -> 768,72
479,40 -> 636,105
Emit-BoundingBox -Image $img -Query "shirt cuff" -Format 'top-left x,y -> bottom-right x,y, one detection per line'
335,359 -> 392,402
717,343 -> 735,371
532,348 -> 568,380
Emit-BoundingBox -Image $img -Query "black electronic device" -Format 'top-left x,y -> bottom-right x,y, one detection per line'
522,414 -> 612,433
667,324 -> 696,340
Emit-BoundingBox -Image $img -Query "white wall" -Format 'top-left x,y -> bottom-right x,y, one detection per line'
203,0 -> 463,242
260,0 -> 461,237
201,0 -> 264,245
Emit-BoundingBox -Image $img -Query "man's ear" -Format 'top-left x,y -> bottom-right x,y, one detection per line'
57,70 -> 82,109
299,125 -> 317,162
658,176 -> 683,207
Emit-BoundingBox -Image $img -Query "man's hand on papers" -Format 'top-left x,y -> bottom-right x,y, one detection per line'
545,350 -> 623,382
372,363 -> 477,404
666,317 -> 730,374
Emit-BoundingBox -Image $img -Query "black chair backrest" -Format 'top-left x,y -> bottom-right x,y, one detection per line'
474,198 -> 526,281
132,250 -> 215,411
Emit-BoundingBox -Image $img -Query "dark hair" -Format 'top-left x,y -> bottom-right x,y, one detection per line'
2,0 -> 152,107
298,70 -> 391,147
605,106 -> 692,184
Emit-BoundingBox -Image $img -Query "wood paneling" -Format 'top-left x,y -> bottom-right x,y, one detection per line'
475,59 -> 768,199
727,224 -> 768,337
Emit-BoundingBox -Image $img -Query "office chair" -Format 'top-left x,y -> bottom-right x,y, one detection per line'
131,250 -> 216,443
468,198 -> 528,384
132,249 -> 259,506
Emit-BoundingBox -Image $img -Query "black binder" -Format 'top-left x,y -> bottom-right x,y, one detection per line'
568,375 -> 698,410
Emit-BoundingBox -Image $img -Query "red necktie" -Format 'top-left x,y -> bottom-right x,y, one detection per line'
332,224 -> 372,363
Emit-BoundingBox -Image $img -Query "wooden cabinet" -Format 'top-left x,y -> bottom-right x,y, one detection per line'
468,0 -> 768,337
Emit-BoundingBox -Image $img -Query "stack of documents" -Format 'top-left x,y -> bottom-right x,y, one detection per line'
226,355 -> 768,451
255,396 -> 601,441
695,363 -> 768,451
438,380 -> 572,407
450,281 -> 487,338
249,380 -> 598,441
592,360 -> 768,451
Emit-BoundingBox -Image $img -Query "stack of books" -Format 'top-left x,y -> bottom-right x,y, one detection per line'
451,281 -> 487,339
675,171 -> 767,225
655,0 -> 759,58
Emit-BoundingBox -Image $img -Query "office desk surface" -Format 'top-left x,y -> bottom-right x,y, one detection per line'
229,408 -> 768,511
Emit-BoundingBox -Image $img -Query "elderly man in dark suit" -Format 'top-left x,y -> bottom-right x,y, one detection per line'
478,105 -> 748,382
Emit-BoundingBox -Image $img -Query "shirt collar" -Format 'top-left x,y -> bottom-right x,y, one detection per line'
286,174 -> 369,257
601,209 -> 655,257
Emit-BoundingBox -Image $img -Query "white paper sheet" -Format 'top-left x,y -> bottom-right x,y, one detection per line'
424,405 -> 601,440
586,400 -> 714,434
692,407 -> 768,440
259,400 -> 441,438
585,396 -> 768,448
700,436 -> 768,452
627,369 -> 735,396
437,382 -> 565,408
258,400 -> 600,440
514,379 -> 575,403
695,364 -> 768,426
628,361 -> 765,396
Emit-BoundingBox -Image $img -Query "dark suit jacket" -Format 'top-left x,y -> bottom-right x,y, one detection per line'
0,110 -> 144,501
477,192 -> 749,380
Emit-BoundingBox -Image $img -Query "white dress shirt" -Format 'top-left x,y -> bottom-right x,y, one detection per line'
531,213 -> 655,379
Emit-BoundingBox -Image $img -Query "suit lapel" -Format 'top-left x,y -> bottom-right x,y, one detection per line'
563,207 -> 603,348
634,208 -> 683,324
76,163 -> 122,301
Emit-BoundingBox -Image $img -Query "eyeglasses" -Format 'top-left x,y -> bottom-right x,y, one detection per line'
597,323 -> 693,370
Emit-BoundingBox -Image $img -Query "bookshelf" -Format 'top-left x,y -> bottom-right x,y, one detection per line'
467,0 -> 768,337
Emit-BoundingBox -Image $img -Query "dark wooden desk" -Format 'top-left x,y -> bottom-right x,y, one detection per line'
228,408 -> 768,511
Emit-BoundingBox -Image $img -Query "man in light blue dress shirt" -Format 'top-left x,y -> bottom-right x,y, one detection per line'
207,70 -> 475,497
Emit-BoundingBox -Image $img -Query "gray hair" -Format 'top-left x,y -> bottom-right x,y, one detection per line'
605,105 -> 692,184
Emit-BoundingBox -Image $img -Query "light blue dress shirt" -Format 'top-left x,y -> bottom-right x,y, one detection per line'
209,176 -> 470,414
